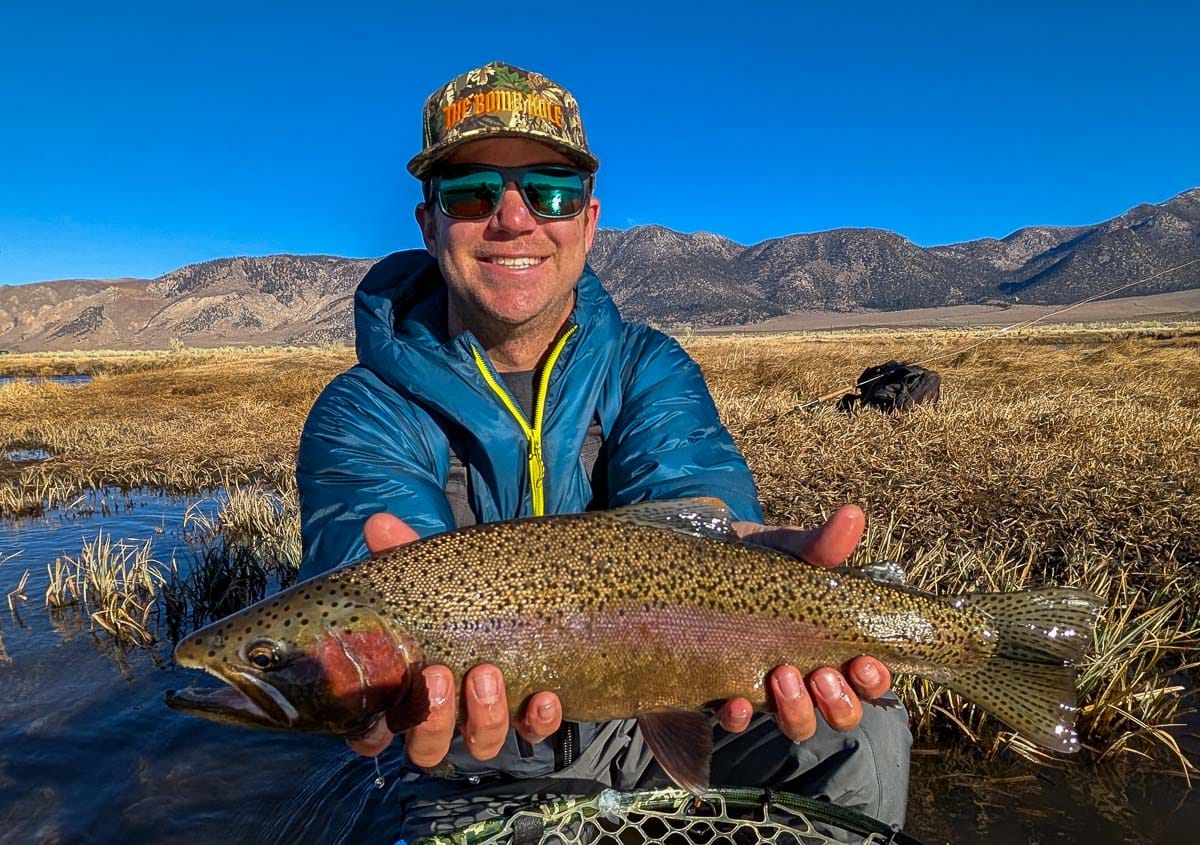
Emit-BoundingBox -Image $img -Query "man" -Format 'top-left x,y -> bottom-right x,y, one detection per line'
297,61 -> 911,840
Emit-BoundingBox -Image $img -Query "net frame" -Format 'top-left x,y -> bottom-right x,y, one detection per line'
415,787 -> 926,845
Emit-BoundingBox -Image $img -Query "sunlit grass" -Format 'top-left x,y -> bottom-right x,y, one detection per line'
0,347 -> 349,515
693,331 -> 1200,773
43,531 -> 165,645
6,568 -> 30,617
160,482 -> 301,639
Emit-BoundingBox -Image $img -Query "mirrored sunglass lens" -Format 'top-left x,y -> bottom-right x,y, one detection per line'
522,169 -> 586,217
438,171 -> 503,218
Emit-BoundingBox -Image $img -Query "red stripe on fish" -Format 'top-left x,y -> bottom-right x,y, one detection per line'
316,626 -> 409,711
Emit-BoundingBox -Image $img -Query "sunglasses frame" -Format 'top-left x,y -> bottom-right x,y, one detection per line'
428,163 -> 594,221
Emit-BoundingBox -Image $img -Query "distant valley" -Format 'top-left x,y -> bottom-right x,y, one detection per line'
2,188 -> 1197,351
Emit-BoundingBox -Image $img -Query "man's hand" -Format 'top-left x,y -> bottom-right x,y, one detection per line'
726,505 -> 892,739
346,513 -> 563,762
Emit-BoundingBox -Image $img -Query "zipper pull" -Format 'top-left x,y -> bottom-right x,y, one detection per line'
529,437 -> 545,515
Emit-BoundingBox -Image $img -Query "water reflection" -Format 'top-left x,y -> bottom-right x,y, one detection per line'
0,374 -> 93,387
908,734 -> 1200,844
2,448 -> 50,462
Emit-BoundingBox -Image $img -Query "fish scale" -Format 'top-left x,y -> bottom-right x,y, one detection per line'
167,497 -> 1103,793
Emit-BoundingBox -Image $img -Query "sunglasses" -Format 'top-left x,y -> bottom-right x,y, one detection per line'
430,164 -> 593,220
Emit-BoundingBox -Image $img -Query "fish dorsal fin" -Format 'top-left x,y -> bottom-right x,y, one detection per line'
840,560 -> 908,586
607,497 -> 735,541
637,710 -> 713,795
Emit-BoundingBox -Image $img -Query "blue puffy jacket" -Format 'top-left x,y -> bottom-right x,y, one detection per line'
295,249 -> 763,779
298,250 -> 762,579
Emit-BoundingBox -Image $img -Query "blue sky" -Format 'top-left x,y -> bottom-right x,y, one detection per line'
1,1 -> 1197,284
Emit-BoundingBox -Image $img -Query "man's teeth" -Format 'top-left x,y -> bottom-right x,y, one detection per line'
487,256 -> 544,269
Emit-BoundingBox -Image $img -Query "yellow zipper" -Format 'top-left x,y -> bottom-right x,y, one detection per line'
470,324 -> 578,516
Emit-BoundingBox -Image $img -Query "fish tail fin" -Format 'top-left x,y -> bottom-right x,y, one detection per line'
941,587 -> 1102,752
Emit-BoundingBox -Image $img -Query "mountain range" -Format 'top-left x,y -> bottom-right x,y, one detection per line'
2,187 -> 1197,351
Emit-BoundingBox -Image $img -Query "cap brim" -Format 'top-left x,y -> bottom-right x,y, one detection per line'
407,130 -> 599,180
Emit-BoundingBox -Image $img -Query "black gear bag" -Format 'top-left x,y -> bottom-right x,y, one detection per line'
838,360 -> 941,413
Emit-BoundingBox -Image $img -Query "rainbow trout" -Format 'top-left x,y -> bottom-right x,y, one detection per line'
166,498 -> 1101,792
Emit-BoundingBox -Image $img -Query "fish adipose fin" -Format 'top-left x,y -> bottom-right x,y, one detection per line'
942,587 -> 1102,752
608,497 -> 736,541
638,710 -> 713,795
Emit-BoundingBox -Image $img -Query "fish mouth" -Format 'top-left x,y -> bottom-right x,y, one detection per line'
165,666 -> 299,730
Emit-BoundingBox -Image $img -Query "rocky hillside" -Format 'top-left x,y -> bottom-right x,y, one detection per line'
594,187 -> 1200,323
1,188 -> 1197,350
0,257 -> 376,351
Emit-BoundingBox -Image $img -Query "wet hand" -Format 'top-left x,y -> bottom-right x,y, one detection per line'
346,513 -> 563,763
723,505 -> 893,738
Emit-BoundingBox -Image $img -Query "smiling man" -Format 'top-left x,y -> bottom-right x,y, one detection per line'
296,61 -> 911,840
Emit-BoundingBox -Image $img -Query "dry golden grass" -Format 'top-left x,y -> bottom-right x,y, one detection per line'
2,329 -> 1198,769
690,330 -> 1200,773
0,346 -> 350,511
161,481 -> 302,637
43,531 -> 165,645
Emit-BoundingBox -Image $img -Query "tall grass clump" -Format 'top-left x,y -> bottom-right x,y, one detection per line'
161,480 -> 302,638
44,531 -> 165,646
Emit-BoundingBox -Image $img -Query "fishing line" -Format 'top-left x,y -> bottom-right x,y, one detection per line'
795,257 -> 1200,411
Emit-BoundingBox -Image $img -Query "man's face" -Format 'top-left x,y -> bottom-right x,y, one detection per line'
417,138 -> 601,333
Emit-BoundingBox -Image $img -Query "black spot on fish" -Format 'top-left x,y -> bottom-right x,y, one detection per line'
284,620 -> 291,627
350,616 -> 359,623
207,650 -> 216,658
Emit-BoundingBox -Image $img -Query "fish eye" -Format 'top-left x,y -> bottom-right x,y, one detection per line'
245,641 -> 282,671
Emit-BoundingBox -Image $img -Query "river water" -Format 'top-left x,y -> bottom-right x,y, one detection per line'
0,492 -> 1195,844
0,375 -> 93,388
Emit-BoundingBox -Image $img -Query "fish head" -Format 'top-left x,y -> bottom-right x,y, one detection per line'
165,578 -> 421,738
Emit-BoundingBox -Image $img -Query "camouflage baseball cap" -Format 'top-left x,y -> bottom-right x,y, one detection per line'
407,61 -> 599,180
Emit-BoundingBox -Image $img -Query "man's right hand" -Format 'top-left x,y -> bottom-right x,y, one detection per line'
346,513 -> 563,763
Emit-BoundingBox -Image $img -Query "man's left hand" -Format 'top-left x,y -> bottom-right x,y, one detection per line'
724,504 -> 892,738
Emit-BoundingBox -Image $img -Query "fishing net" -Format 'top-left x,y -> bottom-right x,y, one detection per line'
415,787 -> 925,845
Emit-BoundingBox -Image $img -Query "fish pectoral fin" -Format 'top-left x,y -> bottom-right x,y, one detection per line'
637,710 -> 713,795
385,664 -> 431,734
608,498 -> 735,541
